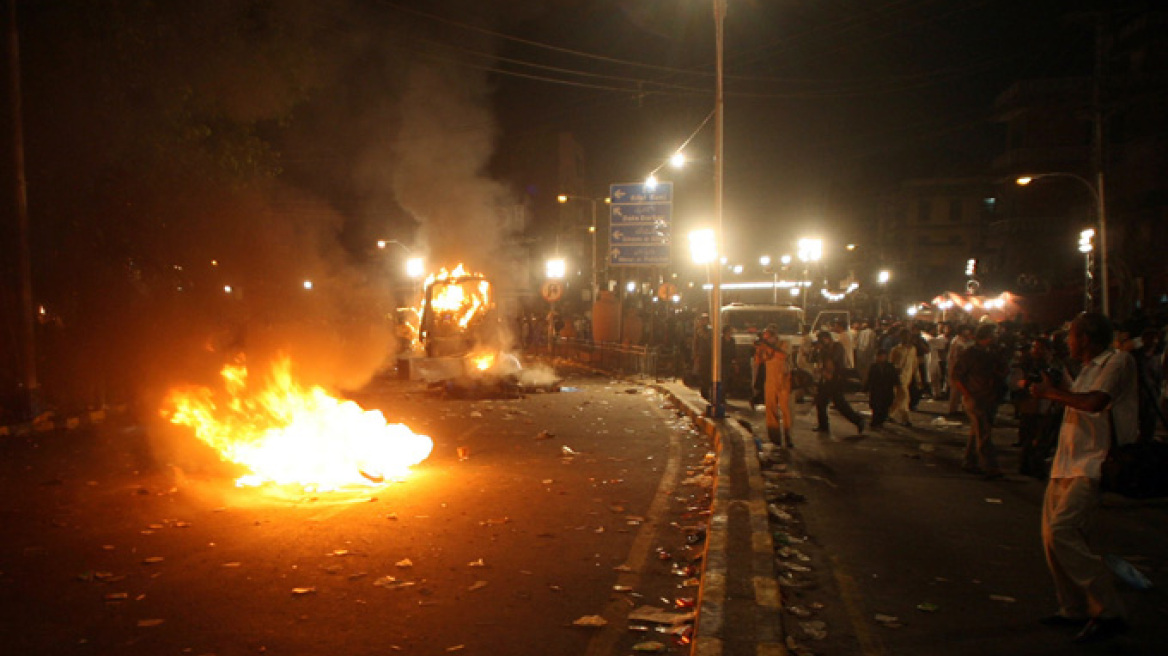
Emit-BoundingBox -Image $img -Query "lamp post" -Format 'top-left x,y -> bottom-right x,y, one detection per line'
557,194 -> 609,302
702,0 -> 727,418
1016,173 -> 1108,316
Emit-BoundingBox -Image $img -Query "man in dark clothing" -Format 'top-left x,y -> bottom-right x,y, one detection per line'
813,331 -> 866,434
865,348 -> 898,429
952,323 -> 1009,479
720,325 -> 736,398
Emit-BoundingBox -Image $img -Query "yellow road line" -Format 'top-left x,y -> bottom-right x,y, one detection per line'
829,555 -> 888,656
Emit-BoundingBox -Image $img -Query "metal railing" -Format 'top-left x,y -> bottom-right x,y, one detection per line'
547,337 -> 679,378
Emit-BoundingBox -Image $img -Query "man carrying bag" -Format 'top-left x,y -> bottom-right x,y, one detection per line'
1030,312 -> 1136,644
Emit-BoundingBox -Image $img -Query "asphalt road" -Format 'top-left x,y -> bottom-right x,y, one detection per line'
743,394 -> 1168,656
0,371 -> 715,656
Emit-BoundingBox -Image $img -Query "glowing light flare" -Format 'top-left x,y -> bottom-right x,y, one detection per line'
164,356 -> 433,492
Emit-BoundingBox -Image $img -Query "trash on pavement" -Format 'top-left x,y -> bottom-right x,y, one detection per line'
988,594 -> 1016,603
103,592 -> 129,601
800,620 -> 828,640
633,641 -> 666,652
916,602 -> 939,612
141,557 -> 164,564
468,580 -> 488,591
874,614 -> 903,628
291,587 -> 316,595
628,605 -> 695,626
373,576 -> 415,590
395,558 -> 414,568
985,498 -> 1003,504
573,615 -> 608,627
562,445 -> 579,456
785,605 -> 813,618
467,558 -> 486,567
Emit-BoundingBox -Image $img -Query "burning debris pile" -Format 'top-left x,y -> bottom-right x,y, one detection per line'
163,355 -> 433,492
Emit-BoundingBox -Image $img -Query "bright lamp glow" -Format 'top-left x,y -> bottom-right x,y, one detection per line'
626,280 -> 637,293
877,270 -> 891,284
689,229 -> 716,264
732,264 -> 743,275
797,238 -> 823,262
759,255 -> 771,267
405,257 -> 425,279
303,280 -> 314,290
645,174 -> 658,190
670,152 -> 686,169
1016,177 -> 1033,186
546,258 -> 566,279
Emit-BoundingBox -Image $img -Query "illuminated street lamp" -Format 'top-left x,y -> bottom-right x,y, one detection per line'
302,280 -> 314,290
1079,228 -> 1096,311
1017,173 -> 1108,315
546,257 -> 566,280
796,238 -> 823,311
405,257 -> 425,280
877,270 -> 891,284
689,228 -> 716,265
876,269 -> 891,318
670,152 -> 687,169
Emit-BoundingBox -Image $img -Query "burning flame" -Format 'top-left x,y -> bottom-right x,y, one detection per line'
425,264 -> 491,330
470,351 -> 496,371
164,355 -> 433,491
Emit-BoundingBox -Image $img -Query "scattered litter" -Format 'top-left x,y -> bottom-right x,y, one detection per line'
103,592 -> 129,601
395,559 -> 414,568
989,595 -> 1016,603
875,614 -> 904,629
919,443 -> 936,453
1106,554 -> 1154,590
136,619 -> 165,628
373,576 -> 415,590
573,615 -> 608,627
633,641 -> 666,652
614,564 -> 633,572
628,606 -> 695,626
916,602 -> 939,613
930,417 -> 959,427
291,587 -> 316,595
141,557 -> 164,564
542,479 -> 554,485
800,620 -> 828,640
613,585 -> 634,592
985,498 -> 1003,504
467,558 -> 486,568
785,605 -> 813,618
446,646 -> 465,652
469,411 -> 483,418
468,580 -> 488,592
561,446 -> 579,456
222,562 -> 241,568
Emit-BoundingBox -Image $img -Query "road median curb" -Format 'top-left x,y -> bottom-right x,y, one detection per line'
655,383 -> 786,656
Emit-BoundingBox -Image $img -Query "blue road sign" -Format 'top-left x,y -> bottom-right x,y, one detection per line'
609,182 -> 672,267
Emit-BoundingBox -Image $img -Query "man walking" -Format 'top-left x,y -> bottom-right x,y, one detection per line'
947,325 -> 975,416
812,331 -> 865,435
889,329 -> 919,427
1030,312 -> 1135,644
951,324 -> 1007,479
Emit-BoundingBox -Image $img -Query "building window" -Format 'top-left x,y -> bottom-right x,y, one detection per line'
917,199 -> 932,223
949,198 -> 963,222
982,197 -> 997,214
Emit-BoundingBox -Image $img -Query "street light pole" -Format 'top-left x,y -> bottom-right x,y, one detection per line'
706,0 -> 726,419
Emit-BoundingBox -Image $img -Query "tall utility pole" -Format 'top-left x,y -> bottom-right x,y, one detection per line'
1091,16 -> 1110,317
708,0 -> 726,418
8,0 -> 38,419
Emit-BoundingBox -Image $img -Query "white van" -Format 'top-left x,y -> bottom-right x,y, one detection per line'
719,303 -> 806,391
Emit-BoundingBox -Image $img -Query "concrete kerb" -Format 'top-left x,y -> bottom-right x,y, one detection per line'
654,383 -> 786,656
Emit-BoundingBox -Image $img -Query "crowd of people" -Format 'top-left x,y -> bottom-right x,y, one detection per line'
689,310 -> 1165,644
